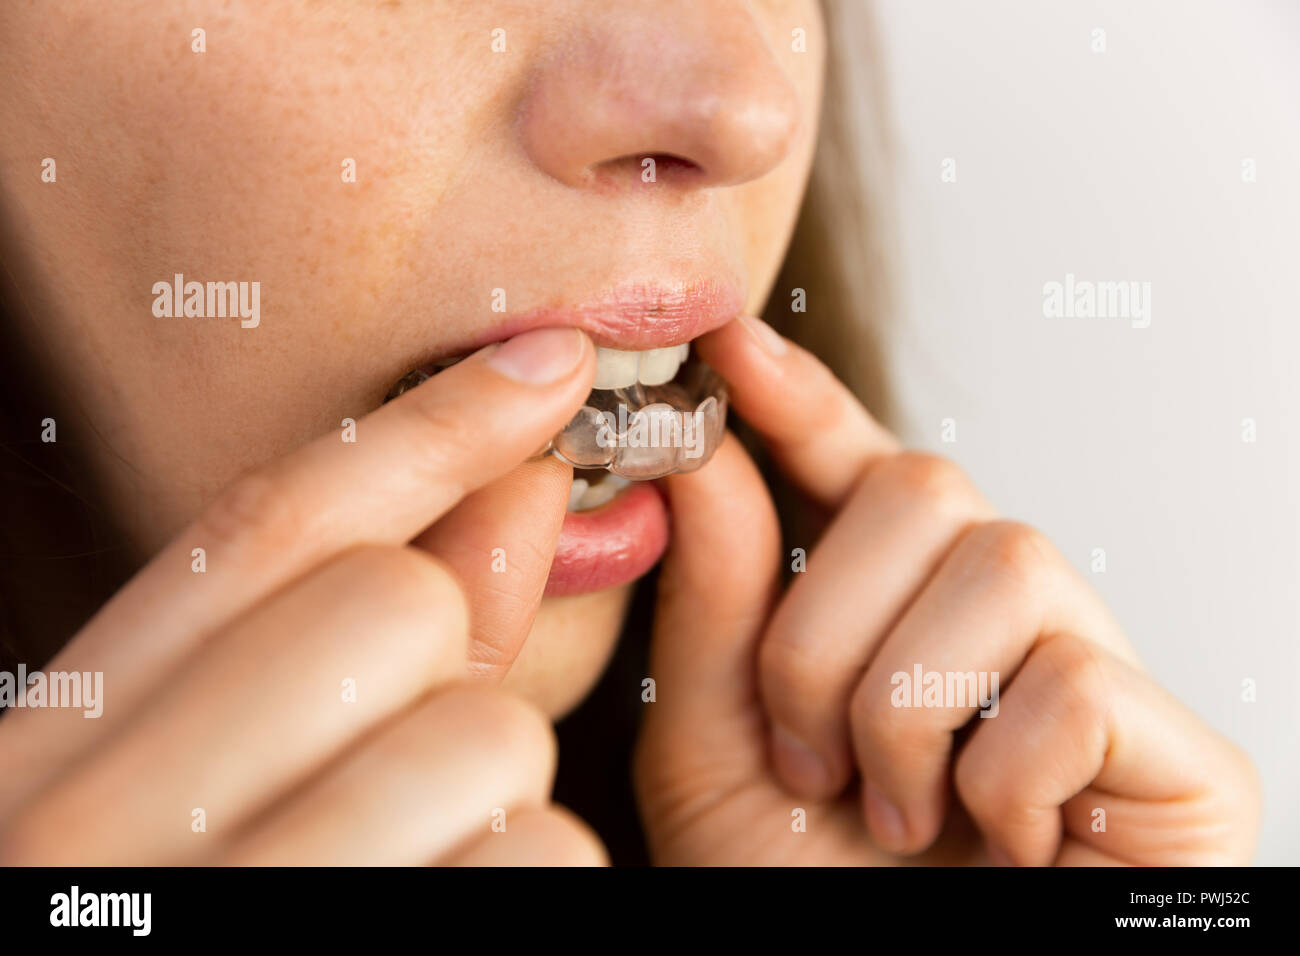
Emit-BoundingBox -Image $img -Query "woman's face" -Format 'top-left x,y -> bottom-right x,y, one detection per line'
0,0 -> 823,715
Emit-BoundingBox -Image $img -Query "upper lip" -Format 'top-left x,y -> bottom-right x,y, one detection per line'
513,279 -> 745,350
436,278 -> 745,360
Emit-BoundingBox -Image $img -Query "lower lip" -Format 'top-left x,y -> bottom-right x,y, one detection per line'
545,481 -> 669,596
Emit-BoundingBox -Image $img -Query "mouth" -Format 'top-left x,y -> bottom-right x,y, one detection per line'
545,343 -> 726,480
387,280 -> 740,595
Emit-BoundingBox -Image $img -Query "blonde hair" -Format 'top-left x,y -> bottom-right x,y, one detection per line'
764,0 -> 899,430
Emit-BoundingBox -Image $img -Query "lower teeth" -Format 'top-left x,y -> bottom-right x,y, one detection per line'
567,472 -> 630,512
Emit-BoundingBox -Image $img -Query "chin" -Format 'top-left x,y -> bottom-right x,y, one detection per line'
500,583 -> 635,719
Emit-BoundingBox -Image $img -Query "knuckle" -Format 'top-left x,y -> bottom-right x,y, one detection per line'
953,745 -> 1009,814
401,394 -> 474,500
197,471 -> 309,553
341,545 -> 468,626
533,808 -> 609,866
331,546 -> 471,663
1034,632 -> 1111,710
875,452 -> 980,518
956,520 -> 1059,594
758,631 -> 827,703
440,685 -> 557,780
850,675 -> 916,756
954,636 -> 1111,818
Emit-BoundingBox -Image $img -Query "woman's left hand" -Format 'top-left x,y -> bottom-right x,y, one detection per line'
634,317 -> 1260,866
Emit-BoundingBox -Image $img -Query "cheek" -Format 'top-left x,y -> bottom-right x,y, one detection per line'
0,3 -> 505,549
500,584 -> 634,718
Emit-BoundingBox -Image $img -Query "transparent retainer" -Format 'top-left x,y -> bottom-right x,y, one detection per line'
385,356 -> 727,481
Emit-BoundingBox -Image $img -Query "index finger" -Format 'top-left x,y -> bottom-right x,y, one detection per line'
42,327 -> 593,698
694,316 -> 899,508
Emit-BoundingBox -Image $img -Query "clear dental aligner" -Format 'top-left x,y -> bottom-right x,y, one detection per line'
384,345 -> 728,481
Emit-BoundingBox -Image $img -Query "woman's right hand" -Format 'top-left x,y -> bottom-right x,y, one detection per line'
0,328 -> 606,866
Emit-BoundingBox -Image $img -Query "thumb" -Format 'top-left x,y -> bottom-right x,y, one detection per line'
638,434 -> 782,793
414,456 -> 572,682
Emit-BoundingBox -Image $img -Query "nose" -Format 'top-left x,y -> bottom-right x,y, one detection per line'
518,2 -> 802,190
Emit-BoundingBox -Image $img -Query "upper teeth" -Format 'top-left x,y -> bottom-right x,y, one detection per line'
593,344 -> 689,389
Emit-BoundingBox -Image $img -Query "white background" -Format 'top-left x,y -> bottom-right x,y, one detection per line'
873,0 -> 1299,864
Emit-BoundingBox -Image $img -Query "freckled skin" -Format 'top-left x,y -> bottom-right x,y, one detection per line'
0,0 -> 824,714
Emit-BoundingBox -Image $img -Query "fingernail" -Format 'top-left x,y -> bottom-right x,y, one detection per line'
771,725 -> 830,794
739,315 -> 788,356
863,782 -> 907,851
485,327 -> 586,384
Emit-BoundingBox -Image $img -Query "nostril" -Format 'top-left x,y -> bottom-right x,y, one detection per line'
518,9 -> 801,190
588,152 -> 705,189
640,153 -> 701,175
